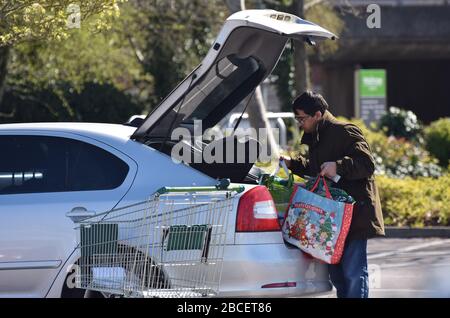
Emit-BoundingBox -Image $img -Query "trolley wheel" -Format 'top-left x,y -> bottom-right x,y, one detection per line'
114,244 -> 171,290
62,245 -> 170,297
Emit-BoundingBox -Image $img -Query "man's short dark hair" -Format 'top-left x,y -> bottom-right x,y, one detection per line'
292,91 -> 329,116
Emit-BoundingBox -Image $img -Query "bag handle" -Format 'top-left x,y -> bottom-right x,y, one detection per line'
310,176 -> 332,199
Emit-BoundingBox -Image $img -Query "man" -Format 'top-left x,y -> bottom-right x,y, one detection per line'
281,91 -> 385,298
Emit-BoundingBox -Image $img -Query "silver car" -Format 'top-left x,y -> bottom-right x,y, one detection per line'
0,9 -> 335,298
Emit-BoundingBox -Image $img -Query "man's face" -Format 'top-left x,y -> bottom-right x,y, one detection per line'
294,109 -> 321,133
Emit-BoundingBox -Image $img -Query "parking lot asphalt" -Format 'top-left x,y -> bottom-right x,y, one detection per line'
317,238 -> 450,298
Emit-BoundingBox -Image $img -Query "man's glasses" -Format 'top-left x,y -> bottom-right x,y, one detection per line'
294,115 -> 310,124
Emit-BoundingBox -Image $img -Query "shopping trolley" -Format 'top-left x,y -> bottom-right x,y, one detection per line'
68,182 -> 244,298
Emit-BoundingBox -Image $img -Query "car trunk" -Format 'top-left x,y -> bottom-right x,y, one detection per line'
132,10 -> 336,183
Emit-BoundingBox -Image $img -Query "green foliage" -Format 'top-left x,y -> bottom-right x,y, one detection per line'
2,0 -> 225,122
337,117 -> 442,178
2,82 -> 143,123
424,118 -> 450,168
8,27 -> 147,93
0,0 -> 125,46
67,83 -> 143,123
0,0 -> 146,122
120,0 -> 227,109
378,106 -> 423,141
260,0 -> 344,111
272,44 -> 296,111
2,24 -> 148,123
377,174 -> 450,227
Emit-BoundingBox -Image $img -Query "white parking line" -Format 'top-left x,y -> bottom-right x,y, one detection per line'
371,289 -> 437,293
376,262 -> 450,269
313,289 -> 440,298
368,240 -> 449,260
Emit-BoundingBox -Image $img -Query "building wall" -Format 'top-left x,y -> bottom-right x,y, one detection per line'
311,63 -> 356,119
364,60 -> 450,124
313,60 -> 450,123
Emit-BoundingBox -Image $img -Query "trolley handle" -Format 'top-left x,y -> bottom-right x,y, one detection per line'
156,178 -> 245,195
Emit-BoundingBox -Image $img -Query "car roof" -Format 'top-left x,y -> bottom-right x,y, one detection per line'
0,122 -> 137,143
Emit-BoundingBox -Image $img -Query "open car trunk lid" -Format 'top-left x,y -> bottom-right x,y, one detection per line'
131,9 -> 336,142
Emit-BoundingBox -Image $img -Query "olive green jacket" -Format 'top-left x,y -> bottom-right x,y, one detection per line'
290,111 -> 385,240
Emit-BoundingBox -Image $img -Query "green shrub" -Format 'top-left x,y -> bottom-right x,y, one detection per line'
424,118 -> 450,168
379,106 -> 422,141
377,174 -> 450,227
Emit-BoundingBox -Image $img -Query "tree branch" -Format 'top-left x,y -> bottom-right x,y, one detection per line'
240,0 -> 246,10
127,35 -> 145,66
0,45 -> 10,107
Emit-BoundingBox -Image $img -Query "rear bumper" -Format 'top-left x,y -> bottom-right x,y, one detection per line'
218,243 -> 332,297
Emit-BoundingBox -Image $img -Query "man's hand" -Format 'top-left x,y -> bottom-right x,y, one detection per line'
279,156 -> 292,169
320,162 -> 337,178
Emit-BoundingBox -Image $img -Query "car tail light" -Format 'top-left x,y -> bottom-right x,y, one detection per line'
236,186 -> 280,232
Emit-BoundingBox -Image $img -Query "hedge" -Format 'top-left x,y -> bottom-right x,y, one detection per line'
376,174 -> 450,227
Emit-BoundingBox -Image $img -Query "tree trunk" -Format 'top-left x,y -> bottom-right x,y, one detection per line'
223,0 -> 280,161
293,0 -> 311,95
223,0 -> 245,12
0,46 -> 10,109
247,86 -> 280,159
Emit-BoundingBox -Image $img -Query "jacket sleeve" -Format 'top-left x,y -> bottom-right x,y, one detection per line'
290,155 -> 311,177
335,124 -> 376,180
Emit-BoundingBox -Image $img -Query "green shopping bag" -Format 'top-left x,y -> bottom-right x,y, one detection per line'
259,159 -> 295,222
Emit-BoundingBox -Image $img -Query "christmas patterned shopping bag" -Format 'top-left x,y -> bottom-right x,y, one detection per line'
282,176 -> 354,264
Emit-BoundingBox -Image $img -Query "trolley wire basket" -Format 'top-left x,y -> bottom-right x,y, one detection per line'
69,184 -> 243,298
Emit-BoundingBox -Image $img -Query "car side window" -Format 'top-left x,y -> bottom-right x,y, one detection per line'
0,135 -> 129,195
66,138 -> 129,192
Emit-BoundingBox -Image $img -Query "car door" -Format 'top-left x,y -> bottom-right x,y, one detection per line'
0,131 -> 137,297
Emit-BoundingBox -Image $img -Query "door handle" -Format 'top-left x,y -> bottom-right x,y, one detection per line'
66,207 -> 97,223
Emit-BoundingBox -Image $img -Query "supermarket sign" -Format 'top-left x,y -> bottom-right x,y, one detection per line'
356,69 -> 387,126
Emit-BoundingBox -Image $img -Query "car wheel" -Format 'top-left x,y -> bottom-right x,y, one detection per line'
61,264 -> 105,298
61,245 -> 169,298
